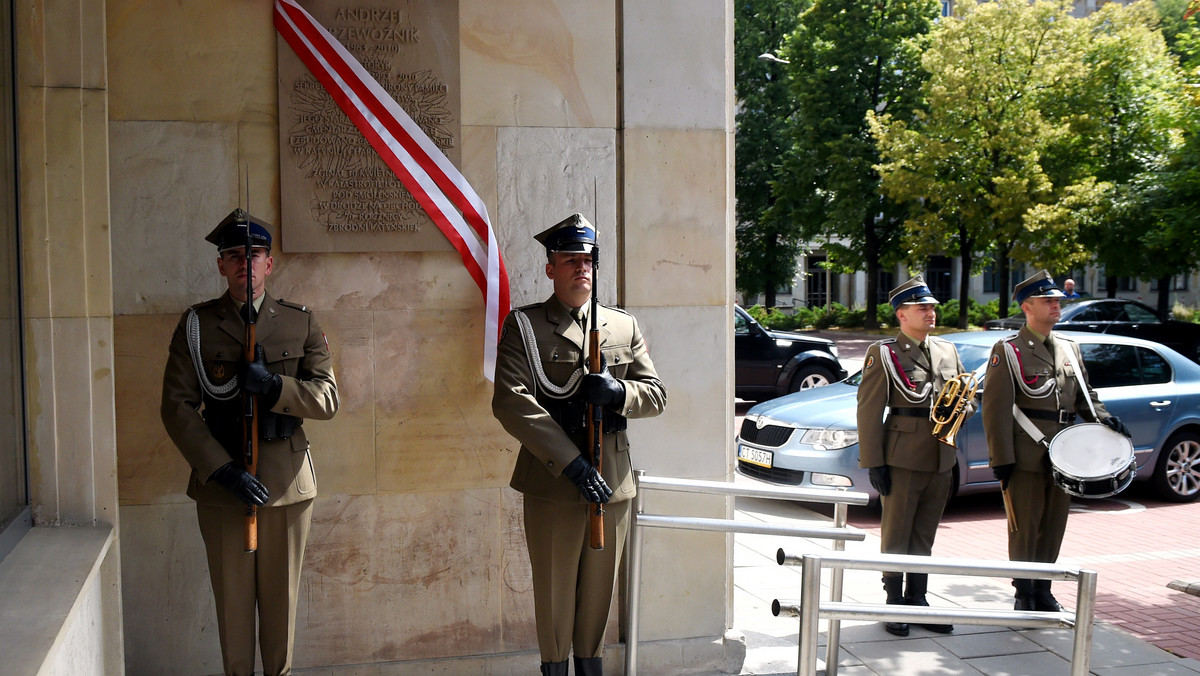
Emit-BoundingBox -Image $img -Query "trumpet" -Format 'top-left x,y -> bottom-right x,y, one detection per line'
931,373 -> 978,446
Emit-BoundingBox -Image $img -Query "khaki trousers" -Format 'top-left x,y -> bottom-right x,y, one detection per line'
879,467 -> 952,579
523,496 -> 631,662
1007,468 -> 1071,563
197,499 -> 313,676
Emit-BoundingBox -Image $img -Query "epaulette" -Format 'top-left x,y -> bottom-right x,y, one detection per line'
276,299 -> 311,313
190,298 -> 220,310
1053,332 -> 1076,344
602,303 -> 631,317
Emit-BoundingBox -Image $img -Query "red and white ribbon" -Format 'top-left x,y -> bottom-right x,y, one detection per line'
275,0 -> 510,379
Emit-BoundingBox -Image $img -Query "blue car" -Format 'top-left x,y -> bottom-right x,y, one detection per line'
736,331 -> 1200,503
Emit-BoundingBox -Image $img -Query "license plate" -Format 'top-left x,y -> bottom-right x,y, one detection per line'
738,444 -> 773,468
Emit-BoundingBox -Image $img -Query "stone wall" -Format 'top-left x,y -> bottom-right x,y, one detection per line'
108,0 -> 733,672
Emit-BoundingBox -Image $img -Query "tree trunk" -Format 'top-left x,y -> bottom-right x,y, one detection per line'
957,225 -> 973,329
997,251 -> 1011,319
765,233 -> 777,309
1106,275 -> 1117,299
1158,275 -> 1171,316
863,214 -> 879,330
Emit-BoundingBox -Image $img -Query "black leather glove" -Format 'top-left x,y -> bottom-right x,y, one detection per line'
993,463 -> 1015,490
580,370 -> 625,407
210,462 -> 269,506
561,455 -> 613,504
868,465 -> 891,497
1103,416 -> 1132,438
242,344 -> 283,407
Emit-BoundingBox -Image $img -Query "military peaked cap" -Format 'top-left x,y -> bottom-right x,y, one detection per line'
1013,269 -> 1066,304
534,213 -> 597,254
888,274 -> 939,309
206,208 -> 273,253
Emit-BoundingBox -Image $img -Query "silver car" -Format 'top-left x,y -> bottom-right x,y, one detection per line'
736,331 -> 1200,503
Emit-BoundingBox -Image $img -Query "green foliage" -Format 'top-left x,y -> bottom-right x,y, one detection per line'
767,0 -> 940,327
871,0 -> 1097,291
1171,303 -> 1197,322
734,0 -> 810,303
932,298 -> 1018,327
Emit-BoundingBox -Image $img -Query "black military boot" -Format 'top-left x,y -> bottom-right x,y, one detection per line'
1013,579 -> 1035,611
541,660 -> 569,676
1033,579 -> 1065,612
905,573 -> 953,634
882,575 -> 909,636
573,655 -> 603,676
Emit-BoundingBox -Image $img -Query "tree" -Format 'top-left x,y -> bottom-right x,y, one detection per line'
769,0 -> 939,328
1068,1 -> 1190,308
734,0 -> 809,308
870,0 -> 1095,325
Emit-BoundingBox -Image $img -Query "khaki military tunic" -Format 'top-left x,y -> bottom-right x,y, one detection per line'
858,334 -> 974,569
982,326 -> 1109,563
161,291 -> 338,676
492,295 -> 666,662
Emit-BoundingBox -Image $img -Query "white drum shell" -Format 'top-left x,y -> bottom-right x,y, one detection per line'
1047,423 -> 1136,499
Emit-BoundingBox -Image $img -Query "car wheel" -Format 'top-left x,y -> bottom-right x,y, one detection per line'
1151,430 -> 1200,503
788,364 -> 836,392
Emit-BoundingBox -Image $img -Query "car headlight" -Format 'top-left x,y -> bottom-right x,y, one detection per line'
799,428 -> 858,450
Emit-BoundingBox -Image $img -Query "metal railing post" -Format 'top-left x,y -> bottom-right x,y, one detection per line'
799,554 -> 823,676
825,502 -> 848,676
1071,570 -> 1098,676
625,471 -> 646,676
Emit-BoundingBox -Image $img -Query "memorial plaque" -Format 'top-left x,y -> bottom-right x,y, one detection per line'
277,0 -> 459,252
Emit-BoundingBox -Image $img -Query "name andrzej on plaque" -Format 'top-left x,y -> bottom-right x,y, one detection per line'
277,1 -> 460,252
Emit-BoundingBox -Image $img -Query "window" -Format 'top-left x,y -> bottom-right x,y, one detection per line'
734,310 -> 749,335
1080,344 -> 1140,388
1079,343 -> 1173,387
1123,303 -> 1160,323
1150,276 -> 1189,292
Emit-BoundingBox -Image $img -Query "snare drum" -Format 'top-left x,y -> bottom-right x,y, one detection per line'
1047,423 -> 1136,499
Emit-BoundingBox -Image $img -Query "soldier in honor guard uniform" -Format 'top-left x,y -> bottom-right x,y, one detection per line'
492,214 -> 667,676
857,275 -> 975,636
161,209 -> 339,676
982,270 -> 1129,612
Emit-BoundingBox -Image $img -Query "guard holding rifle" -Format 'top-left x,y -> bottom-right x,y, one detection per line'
858,275 -> 975,637
492,214 -> 666,676
161,209 -> 338,676
983,270 -> 1129,612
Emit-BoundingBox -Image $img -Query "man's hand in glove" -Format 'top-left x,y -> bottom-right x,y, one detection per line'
561,455 -> 613,504
1102,416 -> 1132,438
992,463 -> 1015,490
210,462 -> 269,506
868,465 -> 891,497
580,370 -> 625,407
242,344 -> 283,407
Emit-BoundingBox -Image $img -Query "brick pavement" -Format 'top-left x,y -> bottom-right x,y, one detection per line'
840,483 -> 1200,660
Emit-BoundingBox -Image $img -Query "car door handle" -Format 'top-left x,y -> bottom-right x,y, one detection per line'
1150,400 -> 1171,407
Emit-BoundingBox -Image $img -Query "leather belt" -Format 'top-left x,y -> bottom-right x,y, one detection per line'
1020,408 -> 1076,424
888,407 -> 928,418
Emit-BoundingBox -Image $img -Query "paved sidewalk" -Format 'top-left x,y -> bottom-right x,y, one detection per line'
731,492 -> 1200,676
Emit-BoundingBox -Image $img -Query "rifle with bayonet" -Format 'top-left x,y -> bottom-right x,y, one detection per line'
242,213 -> 260,553
586,248 -> 604,550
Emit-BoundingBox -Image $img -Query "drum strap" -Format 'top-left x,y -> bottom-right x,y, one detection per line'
1011,405 -> 1049,448
1064,347 -> 1100,421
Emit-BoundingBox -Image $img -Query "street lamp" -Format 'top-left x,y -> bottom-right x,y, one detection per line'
758,52 -> 791,64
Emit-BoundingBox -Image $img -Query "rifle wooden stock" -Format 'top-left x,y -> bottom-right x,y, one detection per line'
586,312 -> 604,550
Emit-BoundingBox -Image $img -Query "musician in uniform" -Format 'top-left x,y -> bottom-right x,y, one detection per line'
857,275 -> 974,636
982,270 -> 1129,611
492,214 -> 667,676
161,209 -> 339,676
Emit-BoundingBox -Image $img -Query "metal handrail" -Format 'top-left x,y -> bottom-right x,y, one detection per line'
624,471 -> 870,676
774,549 -> 1098,676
